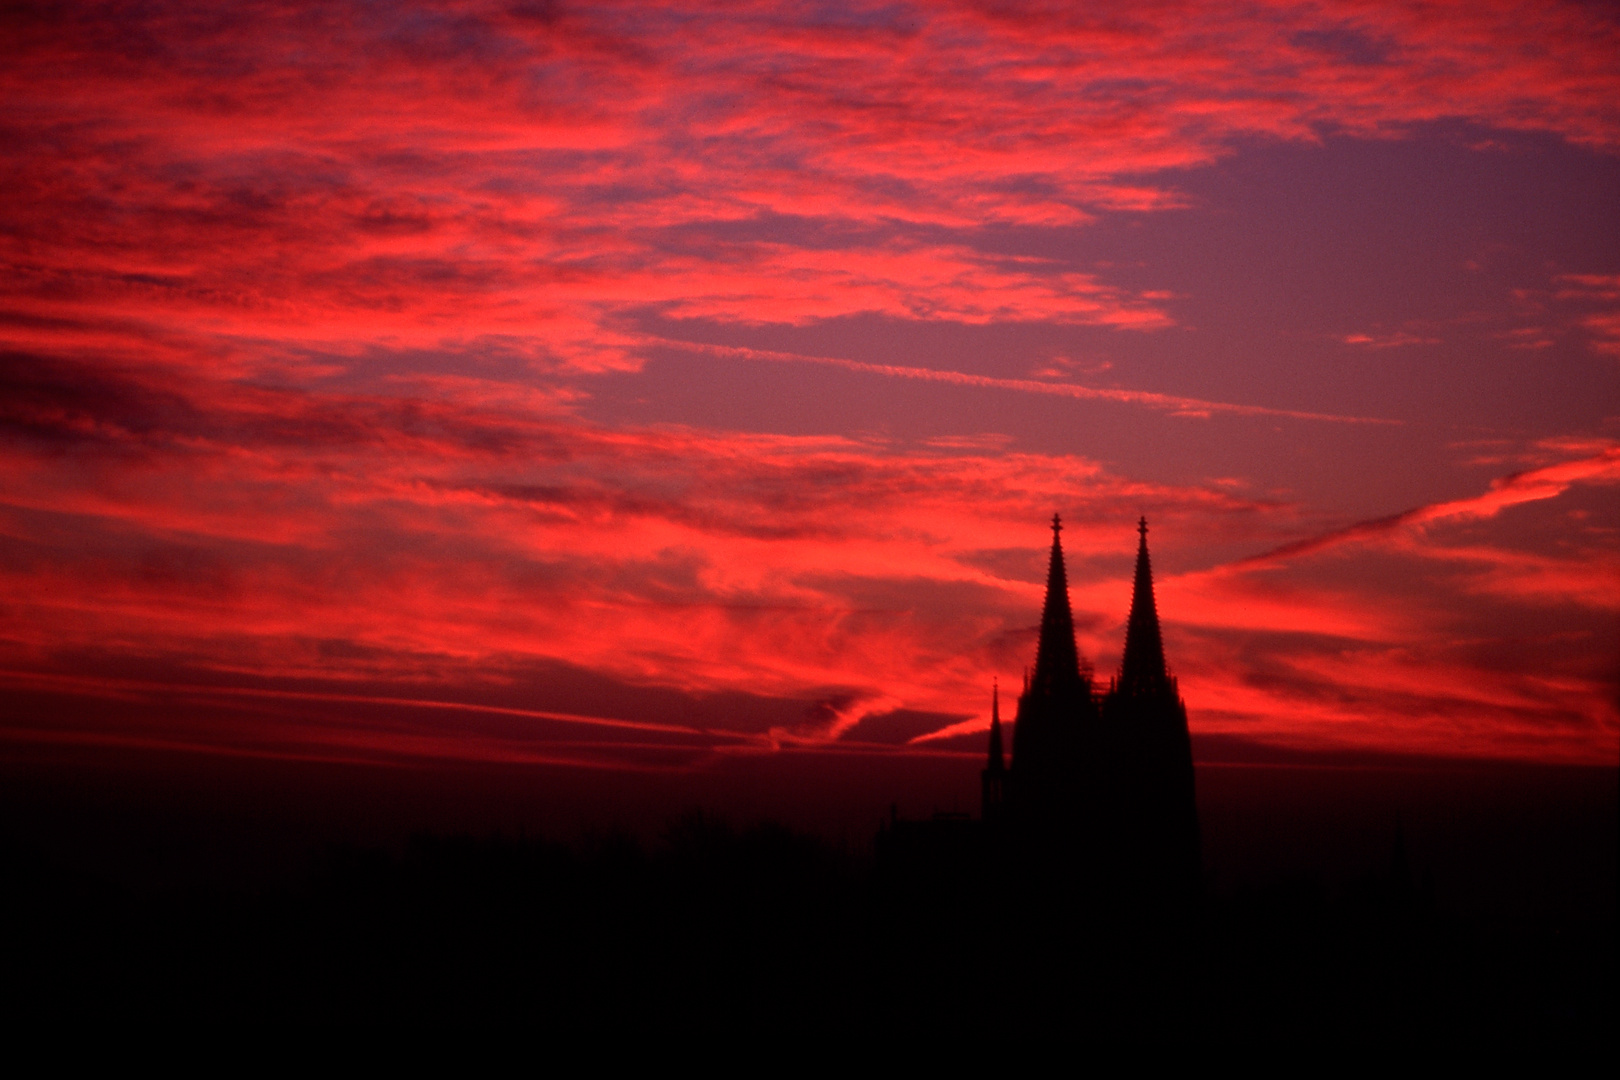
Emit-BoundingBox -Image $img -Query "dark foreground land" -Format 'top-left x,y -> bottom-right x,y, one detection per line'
3,817 -> 1614,1050
0,749 -> 1613,1049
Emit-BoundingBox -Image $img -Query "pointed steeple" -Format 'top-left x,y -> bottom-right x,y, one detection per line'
1118,516 -> 1170,697
1030,514 -> 1083,695
986,680 -> 1005,773
981,680 -> 1007,820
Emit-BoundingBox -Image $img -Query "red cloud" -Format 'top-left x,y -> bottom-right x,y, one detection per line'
2,352 -> 1615,767
2,2 -> 1616,772
6,0 -> 1618,378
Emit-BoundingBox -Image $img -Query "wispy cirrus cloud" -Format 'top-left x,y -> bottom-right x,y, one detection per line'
656,339 -> 1399,424
5,0 -> 1618,382
1,353 -> 1614,766
1553,274 -> 1620,357
1233,442 -> 1620,566
1343,331 -> 1442,348
1,1 -> 1617,774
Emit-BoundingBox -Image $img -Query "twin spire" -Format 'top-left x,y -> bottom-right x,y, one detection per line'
1029,514 -> 1084,696
977,516 -> 1196,888
1118,516 -> 1170,697
992,514 -> 1173,737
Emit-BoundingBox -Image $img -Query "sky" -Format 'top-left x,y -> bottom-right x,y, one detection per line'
3,0 -> 1617,795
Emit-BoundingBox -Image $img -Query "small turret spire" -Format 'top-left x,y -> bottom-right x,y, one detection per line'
981,680 -> 1007,820
986,680 -> 1005,773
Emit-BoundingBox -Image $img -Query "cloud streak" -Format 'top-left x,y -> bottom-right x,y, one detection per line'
5,0 -> 1618,378
1,1 -> 1616,774
1239,443 -> 1620,566
1,352 -> 1614,766
660,339 -> 1402,424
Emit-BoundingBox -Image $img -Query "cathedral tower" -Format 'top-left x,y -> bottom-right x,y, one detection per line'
1101,518 -> 1200,898
1009,514 -> 1097,823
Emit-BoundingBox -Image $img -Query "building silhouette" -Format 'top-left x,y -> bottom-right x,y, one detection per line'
1004,514 -> 1199,902
884,515 -> 1199,906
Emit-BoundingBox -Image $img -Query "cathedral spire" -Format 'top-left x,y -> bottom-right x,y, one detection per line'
1030,514 -> 1083,695
1118,516 -> 1170,697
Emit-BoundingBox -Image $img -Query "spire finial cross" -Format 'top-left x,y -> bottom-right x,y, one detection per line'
1138,515 -> 1148,541
1052,512 -> 1062,536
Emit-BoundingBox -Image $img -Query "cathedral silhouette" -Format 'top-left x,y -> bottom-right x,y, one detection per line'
883,515 -> 1200,905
